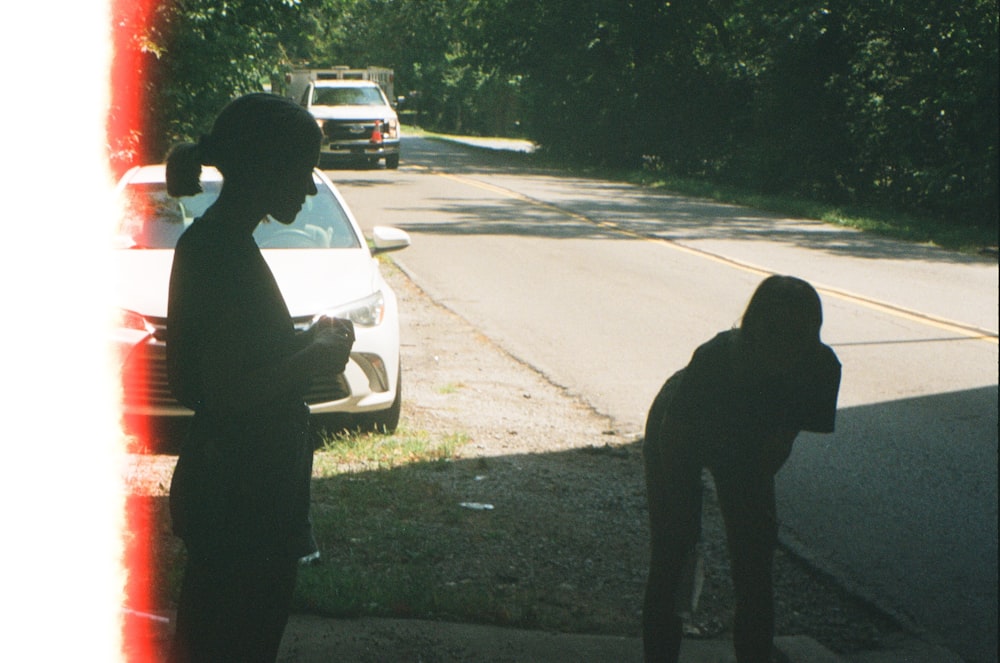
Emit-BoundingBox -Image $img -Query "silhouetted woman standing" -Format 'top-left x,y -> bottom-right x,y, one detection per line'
164,93 -> 355,663
642,275 -> 841,663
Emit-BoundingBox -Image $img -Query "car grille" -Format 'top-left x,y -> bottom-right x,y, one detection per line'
121,340 -> 174,409
121,337 -> 352,412
321,120 -> 380,141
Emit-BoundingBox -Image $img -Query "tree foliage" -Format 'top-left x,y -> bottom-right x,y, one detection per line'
109,0 -> 303,172
110,0 -> 999,230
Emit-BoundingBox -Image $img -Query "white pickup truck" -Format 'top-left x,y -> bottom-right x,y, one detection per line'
286,67 -> 401,169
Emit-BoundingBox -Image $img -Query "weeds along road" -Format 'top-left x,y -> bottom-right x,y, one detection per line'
327,135 -> 998,663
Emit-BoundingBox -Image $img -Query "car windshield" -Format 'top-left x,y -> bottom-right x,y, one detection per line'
115,180 -> 362,250
313,86 -> 385,106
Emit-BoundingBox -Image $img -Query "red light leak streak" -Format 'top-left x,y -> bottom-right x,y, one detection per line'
123,495 -> 170,662
109,0 -> 156,177
111,1 -> 164,660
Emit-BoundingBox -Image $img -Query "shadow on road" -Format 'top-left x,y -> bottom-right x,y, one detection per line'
779,384 -> 999,663
359,136 -> 996,267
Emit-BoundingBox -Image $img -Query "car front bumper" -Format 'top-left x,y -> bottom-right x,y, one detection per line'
114,325 -> 400,419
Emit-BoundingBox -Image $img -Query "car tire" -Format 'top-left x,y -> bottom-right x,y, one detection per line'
385,154 -> 400,169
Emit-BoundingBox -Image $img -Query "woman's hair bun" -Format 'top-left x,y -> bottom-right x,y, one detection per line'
165,142 -> 204,197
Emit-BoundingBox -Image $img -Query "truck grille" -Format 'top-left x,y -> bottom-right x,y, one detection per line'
321,120 -> 379,141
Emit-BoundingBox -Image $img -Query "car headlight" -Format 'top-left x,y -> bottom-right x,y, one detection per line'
321,291 -> 386,327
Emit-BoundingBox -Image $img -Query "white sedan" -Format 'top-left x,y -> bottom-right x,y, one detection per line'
113,165 -> 410,443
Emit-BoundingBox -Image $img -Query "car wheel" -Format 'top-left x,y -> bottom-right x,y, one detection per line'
385,154 -> 400,169
353,366 -> 401,434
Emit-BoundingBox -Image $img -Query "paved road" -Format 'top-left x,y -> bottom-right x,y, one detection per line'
328,136 -> 998,663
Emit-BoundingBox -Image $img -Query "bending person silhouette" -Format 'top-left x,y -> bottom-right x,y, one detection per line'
642,275 -> 841,663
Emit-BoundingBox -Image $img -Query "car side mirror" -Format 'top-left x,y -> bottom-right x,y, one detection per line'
371,226 -> 411,254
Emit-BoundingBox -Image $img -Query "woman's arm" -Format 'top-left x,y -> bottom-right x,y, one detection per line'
197,319 -> 354,415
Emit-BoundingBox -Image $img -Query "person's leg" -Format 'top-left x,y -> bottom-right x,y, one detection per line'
170,549 -> 298,663
713,466 -> 778,663
642,437 -> 702,663
246,556 -> 299,662
642,536 -> 684,662
170,549 -> 227,663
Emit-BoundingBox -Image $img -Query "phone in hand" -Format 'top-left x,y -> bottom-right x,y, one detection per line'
308,315 -> 355,344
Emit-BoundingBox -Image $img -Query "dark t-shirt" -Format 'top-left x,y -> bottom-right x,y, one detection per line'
645,329 -> 841,471
166,217 -> 314,560
167,219 -> 303,413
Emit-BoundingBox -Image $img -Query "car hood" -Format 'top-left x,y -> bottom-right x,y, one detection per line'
309,105 -> 396,121
115,249 -> 379,320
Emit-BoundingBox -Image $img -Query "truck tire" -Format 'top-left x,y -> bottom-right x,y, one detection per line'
386,154 -> 400,169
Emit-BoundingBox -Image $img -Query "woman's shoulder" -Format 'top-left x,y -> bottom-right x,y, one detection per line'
817,341 -> 840,366
175,216 -> 233,256
692,329 -> 738,362
174,216 -> 205,247
172,218 -> 229,280
680,329 -> 738,385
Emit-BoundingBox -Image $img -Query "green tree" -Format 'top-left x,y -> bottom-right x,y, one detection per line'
836,1 -> 999,225
109,0 -> 304,172
110,0 -> 999,231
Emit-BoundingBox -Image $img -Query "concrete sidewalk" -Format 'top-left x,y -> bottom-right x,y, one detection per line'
130,611 -> 962,662
278,615 -> 836,662
276,615 -> 964,663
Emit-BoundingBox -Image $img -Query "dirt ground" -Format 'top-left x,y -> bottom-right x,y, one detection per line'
123,260 -> 907,661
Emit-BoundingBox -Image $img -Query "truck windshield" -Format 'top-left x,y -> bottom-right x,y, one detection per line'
313,86 -> 384,106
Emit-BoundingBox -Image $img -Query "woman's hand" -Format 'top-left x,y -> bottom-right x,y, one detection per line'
309,316 -> 355,373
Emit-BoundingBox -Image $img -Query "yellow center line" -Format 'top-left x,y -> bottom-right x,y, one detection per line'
429,169 -> 998,344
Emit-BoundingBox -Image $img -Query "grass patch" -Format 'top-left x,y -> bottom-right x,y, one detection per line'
293,426 -> 581,629
435,382 -> 465,395
627,172 -> 997,253
146,426 -> 555,627
143,426 -> 634,633
313,426 -> 463,472
401,123 -> 429,137
296,426 -> 533,623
